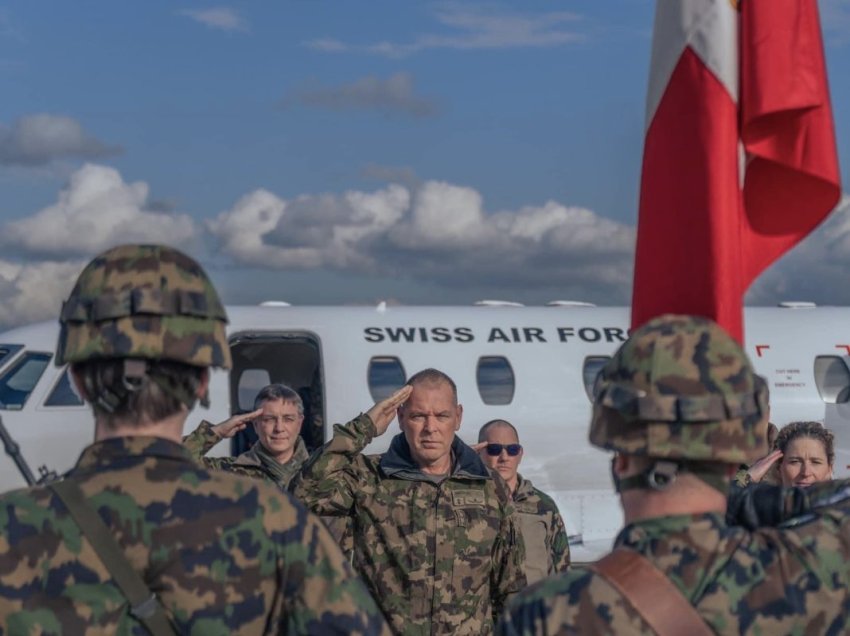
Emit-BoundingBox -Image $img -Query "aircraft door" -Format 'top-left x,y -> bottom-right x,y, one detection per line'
228,332 -> 324,455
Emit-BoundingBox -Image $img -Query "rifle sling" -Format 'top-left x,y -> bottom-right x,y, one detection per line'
48,479 -> 177,636
588,547 -> 714,636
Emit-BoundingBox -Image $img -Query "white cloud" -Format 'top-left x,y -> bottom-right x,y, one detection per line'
1,163 -> 197,257
178,7 -> 249,33
284,73 -> 439,118
0,259 -> 83,328
306,7 -> 583,57
0,114 -> 121,166
208,178 -> 635,298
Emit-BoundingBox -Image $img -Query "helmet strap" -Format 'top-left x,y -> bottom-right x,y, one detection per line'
614,459 -> 680,493
613,457 -> 729,495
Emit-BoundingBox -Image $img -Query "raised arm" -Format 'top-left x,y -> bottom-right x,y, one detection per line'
182,409 -> 262,469
291,386 -> 411,517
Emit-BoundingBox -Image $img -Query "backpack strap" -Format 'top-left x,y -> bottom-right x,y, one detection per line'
48,479 -> 177,636
587,547 -> 714,636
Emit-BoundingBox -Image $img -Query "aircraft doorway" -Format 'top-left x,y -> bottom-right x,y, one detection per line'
228,332 -> 324,455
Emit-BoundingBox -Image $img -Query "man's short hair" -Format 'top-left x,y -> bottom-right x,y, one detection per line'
253,383 -> 304,415
405,368 -> 458,403
74,359 -> 205,428
478,419 -> 519,443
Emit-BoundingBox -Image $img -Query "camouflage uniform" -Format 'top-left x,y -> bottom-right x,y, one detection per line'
497,315 -> 850,635
183,419 -> 310,489
291,413 -> 527,635
512,475 -> 570,584
0,437 -> 390,635
0,245 -> 390,635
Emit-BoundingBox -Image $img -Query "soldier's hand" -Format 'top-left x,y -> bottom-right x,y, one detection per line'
213,408 -> 263,439
470,442 -> 488,453
747,449 -> 783,483
368,385 -> 413,436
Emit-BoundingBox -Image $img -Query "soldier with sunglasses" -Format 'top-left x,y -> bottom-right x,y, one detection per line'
477,420 -> 571,584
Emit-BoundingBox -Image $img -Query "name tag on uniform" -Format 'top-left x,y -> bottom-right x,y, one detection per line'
452,489 -> 486,508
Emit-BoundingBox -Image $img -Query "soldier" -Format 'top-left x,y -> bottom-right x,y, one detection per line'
477,419 -> 570,584
0,244 -> 389,635
498,314 -> 850,635
183,383 -> 309,489
292,367 -> 527,635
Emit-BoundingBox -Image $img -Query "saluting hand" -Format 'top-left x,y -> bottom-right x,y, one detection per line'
213,408 -> 264,439
367,385 -> 413,437
747,449 -> 783,483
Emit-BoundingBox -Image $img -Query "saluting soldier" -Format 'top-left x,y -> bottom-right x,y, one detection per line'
0,244 -> 389,635
292,368 -> 527,635
183,383 -> 310,489
497,314 -> 850,635
477,419 -> 570,584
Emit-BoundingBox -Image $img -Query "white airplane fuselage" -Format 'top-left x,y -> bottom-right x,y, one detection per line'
1,304 -> 848,561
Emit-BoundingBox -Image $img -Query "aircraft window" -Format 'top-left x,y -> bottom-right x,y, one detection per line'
814,356 -> 850,404
0,351 -> 52,410
44,368 -> 84,407
0,345 -> 23,370
476,356 -> 515,405
582,356 -> 611,401
238,368 -> 272,411
368,357 -> 406,402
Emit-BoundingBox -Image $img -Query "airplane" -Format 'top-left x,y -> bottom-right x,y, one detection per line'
1,300 -> 849,562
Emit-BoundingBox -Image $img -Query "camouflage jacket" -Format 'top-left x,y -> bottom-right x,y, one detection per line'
183,419 -> 310,489
0,436 -> 390,635
291,414 -> 527,636
513,476 -> 570,584
498,479 -> 850,635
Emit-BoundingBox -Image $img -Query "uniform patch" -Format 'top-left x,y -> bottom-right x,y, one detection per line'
452,489 -> 486,507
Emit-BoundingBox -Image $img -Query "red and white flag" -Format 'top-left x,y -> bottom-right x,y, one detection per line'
631,0 -> 841,342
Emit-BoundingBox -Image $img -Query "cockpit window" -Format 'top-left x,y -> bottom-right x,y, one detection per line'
0,345 -> 24,371
0,351 -> 52,410
45,367 -> 85,407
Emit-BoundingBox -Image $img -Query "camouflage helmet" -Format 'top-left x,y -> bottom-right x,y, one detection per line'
589,314 -> 768,464
56,244 -> 231,369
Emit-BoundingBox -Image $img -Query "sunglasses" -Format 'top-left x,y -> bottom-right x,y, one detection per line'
485,443 -> 522,457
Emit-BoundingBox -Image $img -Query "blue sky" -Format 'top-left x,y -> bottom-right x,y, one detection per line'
1,1 -> 849,328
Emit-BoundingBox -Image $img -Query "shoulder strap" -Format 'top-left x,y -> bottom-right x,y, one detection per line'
48,479 -> 177,636
587,547 -> 714,636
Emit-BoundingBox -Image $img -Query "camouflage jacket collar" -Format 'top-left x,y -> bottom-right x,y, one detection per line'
380,433 -> 490,481
236,436 -> 309,468
615,512 -> 728,554
72,436 -> 195,473
513,474 -> 535,501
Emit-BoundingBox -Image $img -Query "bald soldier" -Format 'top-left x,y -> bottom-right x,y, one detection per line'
477,419 -> 570,583
0,245 -> 389,635
293,368 -> 526,635
498,315 -> 850,635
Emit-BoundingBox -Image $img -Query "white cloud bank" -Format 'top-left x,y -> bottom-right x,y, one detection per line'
0,114 -> 121,166
0,260 -> 83,329
2,163 -> 197,257
208,179 -> 635,294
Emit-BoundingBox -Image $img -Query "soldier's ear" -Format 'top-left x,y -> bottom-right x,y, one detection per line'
69,366 -> 90,401
195,369 -> 210,398
455,404 -> 463,430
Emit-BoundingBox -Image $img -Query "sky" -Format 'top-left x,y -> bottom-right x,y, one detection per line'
1,1 -> 850,329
